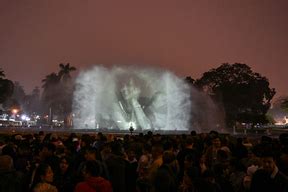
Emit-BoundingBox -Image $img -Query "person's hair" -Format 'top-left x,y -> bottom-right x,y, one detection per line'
253,143 -> 276,159
261,136 -> 272,144
0,155 -> 13,170
163,139 -> 173,151
83,160 -> 101,177
152,143 -> 163,152
81,134 -> 93,146
162,151 -> 176,164
40,143 -> 56,152
84,147 -> 97,154
60,156 -> 71,165
31,163 -> 52,190
185,137 -> 194,146
1,144 -> 16,158
190,130 -> 197,136
110,141 -> 124,156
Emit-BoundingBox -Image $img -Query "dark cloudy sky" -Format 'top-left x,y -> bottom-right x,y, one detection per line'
0,0 -> 287,97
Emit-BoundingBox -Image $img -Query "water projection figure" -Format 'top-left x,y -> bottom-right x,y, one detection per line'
72,65 -> 192,132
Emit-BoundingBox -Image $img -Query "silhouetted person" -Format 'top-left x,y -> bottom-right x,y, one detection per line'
0,155 -> 24,192
75,160 -> 112,192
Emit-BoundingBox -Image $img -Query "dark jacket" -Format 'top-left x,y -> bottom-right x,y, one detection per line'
251,169 -> 288,192
0,169 -> 24,192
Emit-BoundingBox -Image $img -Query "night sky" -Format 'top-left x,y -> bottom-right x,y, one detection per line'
1,0 -> 287,97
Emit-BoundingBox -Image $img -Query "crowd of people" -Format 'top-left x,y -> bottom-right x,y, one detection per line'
1,130 -> 288,192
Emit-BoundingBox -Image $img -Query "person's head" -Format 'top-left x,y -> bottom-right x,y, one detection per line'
163,151 -> 179,174
163,139 -> 173,151
0,155 -> 13,170
34,163 -> 54,184
236,138 -> 243,144
262,155 -> 276,174
184,154 -> 197,169
151,143 -> 163,159
261,136 -> 272,144
185,137 -> 194,148
110,141 -> 124,156
162,151 -> 176,165
81,160 -> 101,179
81,134 -> 92,147
258,145 -> 277,174
84,147 -> 97,161
59,156 -> 70,173
126,148 -> 136,161
39,143 -> 56,159
1,144 -> 16,159
212,136 -> 221,148
190,131 -> 197,136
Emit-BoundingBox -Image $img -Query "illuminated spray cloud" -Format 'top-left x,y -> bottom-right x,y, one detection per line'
72,65 -> 225,133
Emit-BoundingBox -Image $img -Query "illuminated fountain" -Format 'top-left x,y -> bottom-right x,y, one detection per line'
72,65 -> 225,133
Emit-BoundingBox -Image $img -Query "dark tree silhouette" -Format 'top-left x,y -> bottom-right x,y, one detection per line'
279,97 -> 288,113
185,76 -> 195,85
58,63 -> 76,82
0,69 -> 14,104
195,63 -> 276,127
0,68 -> 5,78
2,81 -> 26,113
41,64 -> 76,127
24,86 -> 41,115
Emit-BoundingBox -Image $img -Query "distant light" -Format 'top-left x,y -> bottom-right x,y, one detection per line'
21,115 -> 27,120
21,114 -> 30,121
12,109 -> 18,114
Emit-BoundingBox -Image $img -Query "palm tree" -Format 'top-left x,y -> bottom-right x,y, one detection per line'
42,73 -> 59,89
41,73 -> 60,124
58,63 -> 76,82
58,63 -> 76,128
41,64 -> 77,127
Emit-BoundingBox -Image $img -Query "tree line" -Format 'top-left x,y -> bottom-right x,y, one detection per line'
0,63 -> 286,129
0,63 -> 76,127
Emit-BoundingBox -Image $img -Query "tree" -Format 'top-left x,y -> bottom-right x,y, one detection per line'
42,73 -> 59,90
0,68 -> 14,104
58,63 -> 76,82
24,86 -> 41,115
3,81 -> 26,113
0,68 -> 5,78
195,63 -> 276,127
278,97 -> 288,113
41,63 -> 76,127
282,100 -> 288,112
184,76 -> 195,85
57,63 -> 76,127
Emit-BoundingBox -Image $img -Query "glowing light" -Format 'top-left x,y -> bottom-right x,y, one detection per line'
12,109 -> 18,114
21,114 -> 31,121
